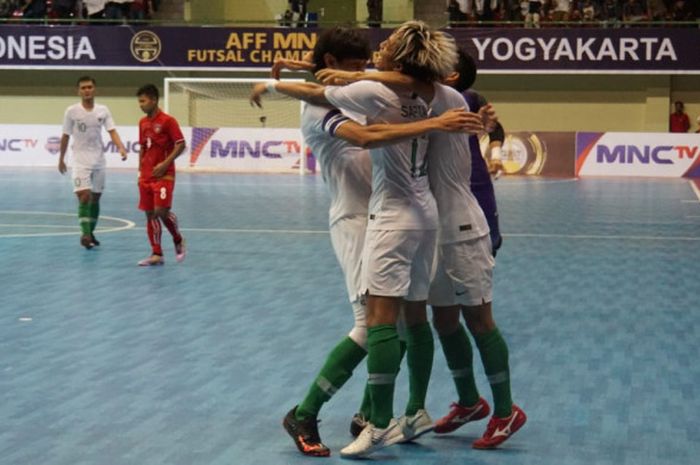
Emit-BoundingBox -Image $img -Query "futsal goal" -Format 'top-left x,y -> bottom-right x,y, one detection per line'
163,78 -> 311,174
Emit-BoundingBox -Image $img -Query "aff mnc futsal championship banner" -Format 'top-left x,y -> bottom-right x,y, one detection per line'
0,25 -> 698,73
576,132 -> 700,178
0,124 -> 309,173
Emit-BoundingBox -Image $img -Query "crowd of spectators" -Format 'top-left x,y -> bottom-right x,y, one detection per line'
448,0 -> 699,27
0,0 -> 159,22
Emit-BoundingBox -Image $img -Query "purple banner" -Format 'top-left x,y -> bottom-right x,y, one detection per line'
0,25 -> 698,73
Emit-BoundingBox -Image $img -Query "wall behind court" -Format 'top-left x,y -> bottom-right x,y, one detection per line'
1,69 -> 698,134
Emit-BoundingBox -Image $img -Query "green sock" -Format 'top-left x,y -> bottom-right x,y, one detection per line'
296,337 -> 367,420
359,382 -> 372,420
404,322 -> 434,416
474,327 -> 513,417
78,203 -> 91,235
438,324 -> 480,407
88,202 -> 99,233
359,340 -> 405,421
367,325 -> 400,428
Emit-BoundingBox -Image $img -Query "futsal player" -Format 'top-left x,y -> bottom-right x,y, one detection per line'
135,84 -> 187,266
251,27 -> 484,457
58,76 -> 128,249
316,46 -> 527,450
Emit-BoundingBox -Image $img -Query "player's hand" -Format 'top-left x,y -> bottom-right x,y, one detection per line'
315,69 -> 360,86
152,162 -> 167,178
479,104 -> 498,133
119,148 -> 128,161
270,56 -> 314,80
249,83 -> 267,109
488,159 -> 504,176
58,159 -> 67,174
436,109 -> 484,134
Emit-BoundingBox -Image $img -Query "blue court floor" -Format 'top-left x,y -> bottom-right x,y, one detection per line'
0,167 -> 699,465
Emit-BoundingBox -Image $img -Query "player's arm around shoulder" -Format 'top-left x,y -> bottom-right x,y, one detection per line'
334,108 -> 481,149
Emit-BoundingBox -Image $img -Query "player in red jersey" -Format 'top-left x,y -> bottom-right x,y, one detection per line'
136,84 -> 187,266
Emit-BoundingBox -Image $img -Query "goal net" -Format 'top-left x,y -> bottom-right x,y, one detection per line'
164,77 -> 312,174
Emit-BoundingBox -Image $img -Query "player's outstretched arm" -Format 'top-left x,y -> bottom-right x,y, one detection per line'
249,81 -> 329,108
334,108 -> 483,149
108,129 -> 128,161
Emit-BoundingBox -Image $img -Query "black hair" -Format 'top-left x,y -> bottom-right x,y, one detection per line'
312,27 -> 371,73
136,84 -> 159,100
453,48 -> 477,93
76,76 -> 95,86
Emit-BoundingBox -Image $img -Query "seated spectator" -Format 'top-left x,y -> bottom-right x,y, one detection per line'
600,0 -> 621,24
475,0 -> 499,24
128,0 -> 150,21
104,0 -> 130,21
696,115 -> 700,134
580,0 -> 599,20
83,0 -> 106,22
447,0 -> 468,26
21,0 -> 46,19
622,0 -> 647,23
551,0 -> 573,22
669,0 -> 693,22
646,0 -> 667,21
1,0 -> 17,17
288,0 -> 307,27
500,0 -> 523,21
52,0 -> 76,18
525,0 -> 544,27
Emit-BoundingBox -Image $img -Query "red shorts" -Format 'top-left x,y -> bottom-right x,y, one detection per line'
138,178 -> 175,211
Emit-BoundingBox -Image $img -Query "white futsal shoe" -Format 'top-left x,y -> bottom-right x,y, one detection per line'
340,418 -> 404,459
397,409 -> 434,442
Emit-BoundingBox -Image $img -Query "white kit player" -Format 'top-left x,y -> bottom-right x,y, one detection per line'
254,21 -> 468,458
317,58 -> 528,450
58,76 -> 127,249
250,26 -> 482,458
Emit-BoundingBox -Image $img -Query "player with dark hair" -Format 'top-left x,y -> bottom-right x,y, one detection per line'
450,49 -> 503,254
135,84 -> 187,266
252,26 -> 483,457
59,75 -> 127,249
316,46 -> 527,451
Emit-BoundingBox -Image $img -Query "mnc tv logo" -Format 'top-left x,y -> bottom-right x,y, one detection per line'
597,144 -> 699,164
210,139 -> 301,159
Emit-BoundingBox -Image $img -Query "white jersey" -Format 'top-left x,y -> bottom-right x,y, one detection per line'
62,103 -> 116,169
301,103 -> 372,226
427,83 -> 489,244
325,81 -> 438,231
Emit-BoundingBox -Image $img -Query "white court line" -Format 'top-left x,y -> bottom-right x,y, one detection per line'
0,211 -> 135,238
0,224 -> 76,229
167,227 -> 700,242
0,178 -> 316,188
178,227 -> 328,235
681,200 -> 700,203
492,178 -> 578,187
506,232 -> 700,241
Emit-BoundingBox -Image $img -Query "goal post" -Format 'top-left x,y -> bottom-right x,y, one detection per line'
163,77 -> 311,174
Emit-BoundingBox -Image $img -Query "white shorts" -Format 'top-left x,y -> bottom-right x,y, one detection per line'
71,167 -> 105,193
428,235 -> 494,307
362,229 -> 437,301
329,215 -> 368,303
